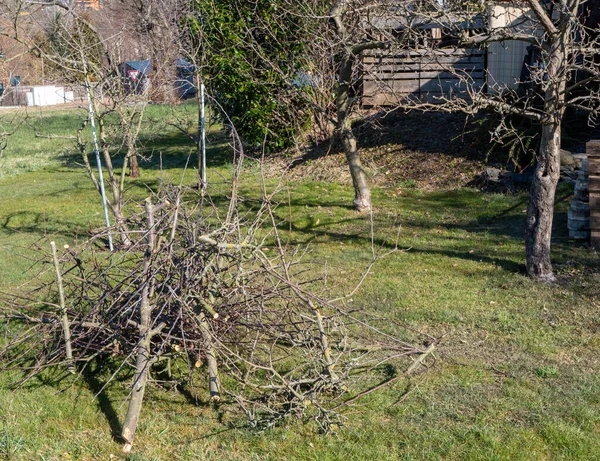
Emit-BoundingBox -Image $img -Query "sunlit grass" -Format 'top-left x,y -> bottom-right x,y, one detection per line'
1,104 -> 600,460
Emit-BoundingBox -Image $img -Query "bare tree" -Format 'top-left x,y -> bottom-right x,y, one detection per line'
340,0 -> 600,280
98,0 -> 188,102
396,0 -> 600,281
328,1 -> 388,212
0,1 -> 158,246
285,1 -> 410,212
187,1 -> 396,211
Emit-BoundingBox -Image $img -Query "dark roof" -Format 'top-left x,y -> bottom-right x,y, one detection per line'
176,58 -> 196,72
126,60 -> 152,75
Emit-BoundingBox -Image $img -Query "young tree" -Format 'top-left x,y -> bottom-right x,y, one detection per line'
42,8 -> 138,247
0,0 -> 161,246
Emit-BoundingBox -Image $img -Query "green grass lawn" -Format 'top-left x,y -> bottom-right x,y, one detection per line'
1,105 -> 600,460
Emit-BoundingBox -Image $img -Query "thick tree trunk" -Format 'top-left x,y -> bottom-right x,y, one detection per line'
525,122 -> 561,282
341,125 -> 371,211
524,17 -> 568,282
336,55 -> 371,212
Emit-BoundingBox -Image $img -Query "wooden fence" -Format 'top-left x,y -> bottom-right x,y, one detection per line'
362,48 -> 485,106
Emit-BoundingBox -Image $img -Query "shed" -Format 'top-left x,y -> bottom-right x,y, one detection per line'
363,48 -> 485,106
175,58 -> 197,99
361,13 -> 485,106
119,60 -> 153,95
486,4 -> 543,94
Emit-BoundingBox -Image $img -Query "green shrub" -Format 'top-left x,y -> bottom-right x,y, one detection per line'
189,0 -> 315,151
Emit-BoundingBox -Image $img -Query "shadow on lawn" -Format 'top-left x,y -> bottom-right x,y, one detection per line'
269,189 -> 575,274
277,215 -> 526,273
58,131 -> 234,173
1,211 -> 82,241
2,162 -> 576,277
81,365 -> 124,443
80,362 -> 226,443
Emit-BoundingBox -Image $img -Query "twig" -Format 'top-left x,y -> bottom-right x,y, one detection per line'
337,343 -> 436,408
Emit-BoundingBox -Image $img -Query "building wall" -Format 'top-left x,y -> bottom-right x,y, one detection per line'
362,48 -> 485,106
486,4 -> 541,94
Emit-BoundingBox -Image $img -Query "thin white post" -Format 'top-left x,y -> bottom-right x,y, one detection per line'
85,79 -> 114,251
201,83 -> 207,189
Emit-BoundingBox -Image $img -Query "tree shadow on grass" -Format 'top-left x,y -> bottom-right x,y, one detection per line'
81,364 -> 124,443
267,187 -> 577,274
277,215 -> 526,273
0,211 -> 84,242
10,365 -> 122,444
58,131 -> 234,173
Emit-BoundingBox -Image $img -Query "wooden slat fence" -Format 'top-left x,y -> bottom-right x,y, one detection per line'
362,48 -> 485,106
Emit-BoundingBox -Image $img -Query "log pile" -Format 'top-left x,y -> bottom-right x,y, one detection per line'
588,141 -> 600,246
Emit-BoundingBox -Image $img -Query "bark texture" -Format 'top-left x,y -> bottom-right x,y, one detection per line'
129,152 -> 140,178
336,56 -> 371,212
524,6 -> 569,282
198,311 -> 220,400
122,199 -> 157,452
526,122 -> 561,282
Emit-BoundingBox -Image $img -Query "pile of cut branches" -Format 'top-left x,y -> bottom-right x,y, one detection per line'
0,179 -> 436,453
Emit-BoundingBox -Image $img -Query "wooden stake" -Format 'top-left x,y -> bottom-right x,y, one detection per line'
309,301 -> 338,382
198,311 -> 221,401
50,241 -> 74,374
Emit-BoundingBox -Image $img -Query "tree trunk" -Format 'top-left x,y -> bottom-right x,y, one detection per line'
98,117 -> 133,248
524,19 -> 568,282
525,122 -> 561,282
336,55 -> 371,212
129,152 -> 140,178
341,124 -> 371,212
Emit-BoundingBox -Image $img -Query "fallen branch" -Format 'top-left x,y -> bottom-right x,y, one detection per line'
337,343 -> 436,408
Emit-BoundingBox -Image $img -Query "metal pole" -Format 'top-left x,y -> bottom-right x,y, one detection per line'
85,80 -> 114,251
201,83 -> 207,189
